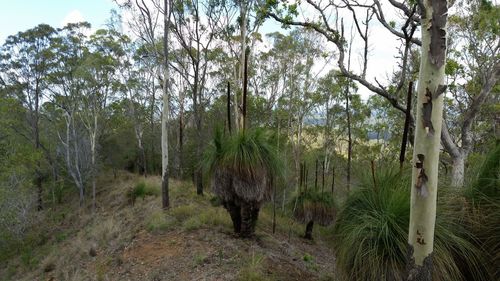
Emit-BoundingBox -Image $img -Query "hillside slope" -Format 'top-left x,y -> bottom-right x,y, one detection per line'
0,172 -> 336,281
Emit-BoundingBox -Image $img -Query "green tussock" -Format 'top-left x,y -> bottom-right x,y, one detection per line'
466,142 -> 500,202
333,167 -> 488,281
204,127 -> 283,180
126,181 -> 160,204
465,142 -> 500,279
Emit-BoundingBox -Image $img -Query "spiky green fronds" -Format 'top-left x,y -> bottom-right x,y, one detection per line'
466,142 -> 500,203
204,128 -> 283,203
465,142 -> 500,279
333,168 -> 488,281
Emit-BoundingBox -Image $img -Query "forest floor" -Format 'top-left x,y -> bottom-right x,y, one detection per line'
0,171 -> 337,281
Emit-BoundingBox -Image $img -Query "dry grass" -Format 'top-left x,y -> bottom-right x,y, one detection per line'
1,171 -> 336,281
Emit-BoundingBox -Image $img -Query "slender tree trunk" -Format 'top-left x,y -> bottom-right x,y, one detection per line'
161,0 -> 171,210
34,80 -> 43,211
237,0 -> 247,130
91,118 -> 97,213
150,79 -> 156,174
242,49 -> 248,130
346,89 -> 352,192
331,165 -> 335,193
400,81 -> 414,171
314,158 -> 318,190
227,81 -> 232,133
407,1 -> 448,279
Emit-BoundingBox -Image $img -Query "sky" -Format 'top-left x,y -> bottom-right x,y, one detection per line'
0,0 -> 403,100
0,0 -> 118,43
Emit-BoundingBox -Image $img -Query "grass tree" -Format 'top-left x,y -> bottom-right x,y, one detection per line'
333,168 -> 487,281
292,190 -> 336,240
205,128 -> 282,238
407,0 -> 449,279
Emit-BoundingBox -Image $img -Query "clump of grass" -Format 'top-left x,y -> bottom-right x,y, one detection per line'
146,211 -> 177,233
333,167 -> 487,281
126,181 -> 160,205
465,143 -> 500,279
170,204 -> 198,221
182,217 -> 203,231
193,252 -> 208,266
237,251 -> 270,281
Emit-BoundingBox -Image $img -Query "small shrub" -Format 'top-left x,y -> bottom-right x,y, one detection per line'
126,181 -> 160,205
182,217 -> 203,231
209,196 -> 222,207
170,204 -> 198,221
193,253 -> 208,266
237,252 -> 270,281
147,211 -> 177,233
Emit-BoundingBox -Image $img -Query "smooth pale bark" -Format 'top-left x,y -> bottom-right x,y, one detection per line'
161,0 -> 171,209
450,154 -> 465,188
407,0 -> 448,279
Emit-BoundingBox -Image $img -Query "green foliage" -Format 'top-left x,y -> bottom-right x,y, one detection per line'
465,142 -> 500,279
333,168 -> 487,281
237,252 -> 271,281
146,211 -> 177,233
126,181 -> 160,204
205,128 -> 283,180
466,142 -> 500,201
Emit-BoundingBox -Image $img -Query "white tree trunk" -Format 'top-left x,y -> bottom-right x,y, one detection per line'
450,154 -> 465,188
407,0 -> 448,279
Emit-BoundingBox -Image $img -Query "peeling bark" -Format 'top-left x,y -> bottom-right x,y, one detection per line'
428,0 -> 448,68
407,0 -> 448,279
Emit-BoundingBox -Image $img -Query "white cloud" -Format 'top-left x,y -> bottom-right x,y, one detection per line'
61,10 -> 85,26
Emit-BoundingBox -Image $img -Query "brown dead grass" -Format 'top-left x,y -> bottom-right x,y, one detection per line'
1,171 -> 336,281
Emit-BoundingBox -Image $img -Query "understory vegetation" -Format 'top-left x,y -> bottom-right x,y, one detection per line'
0,0 -> 498,280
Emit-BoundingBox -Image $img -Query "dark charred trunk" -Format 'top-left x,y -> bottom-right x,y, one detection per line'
196,168 -> 203,195
331,166 -> 335,193
304,220 -> 314,240
35,79 -> 43,211
225,200 -> 241,233
346,88 -> 352,192
321,160 -> 325,192
242,48 -> 249,130
400,81 -> 414,171
406,245 -> 433,281
162,167 -> 170,209
314,158 -> 318,190
240,201 -> 259,238
227,81 -> 231,133
178,109 -> 183,178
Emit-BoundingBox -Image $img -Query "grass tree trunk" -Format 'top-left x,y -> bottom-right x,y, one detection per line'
407,0 -> 448,280
304,220 -> 314,240
161,0 -> 171,210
